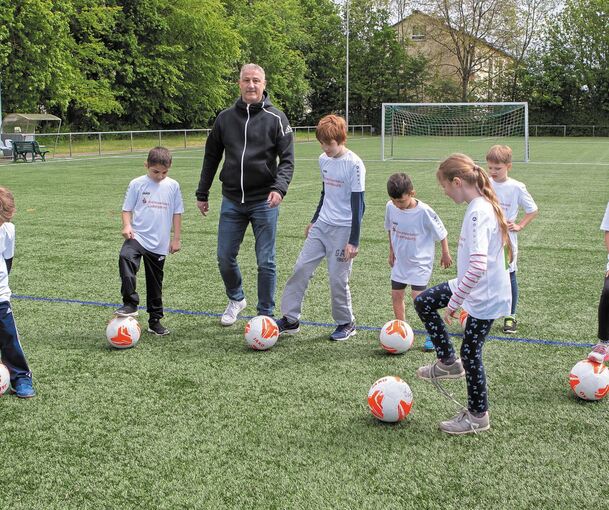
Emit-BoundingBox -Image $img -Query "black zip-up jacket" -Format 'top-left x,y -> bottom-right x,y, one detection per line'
196,92 -> 295,203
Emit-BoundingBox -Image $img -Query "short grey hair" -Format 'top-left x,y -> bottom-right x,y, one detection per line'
240,63 -> 266,81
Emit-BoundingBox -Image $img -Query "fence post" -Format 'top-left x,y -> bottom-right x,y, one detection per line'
563,125 -> 566,137
184,130 -> 187,149
69,133 -> 72,158
98,133 -> 102,156
130,132 -> 133,153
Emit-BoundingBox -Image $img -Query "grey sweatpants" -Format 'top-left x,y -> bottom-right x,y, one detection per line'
280,221 -> 355,325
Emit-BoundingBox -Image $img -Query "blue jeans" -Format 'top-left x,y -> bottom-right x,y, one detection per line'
0,301 -> 32,383
217,197 -> 279,316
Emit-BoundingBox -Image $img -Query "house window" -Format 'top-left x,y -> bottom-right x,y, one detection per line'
412,24 -> 426,41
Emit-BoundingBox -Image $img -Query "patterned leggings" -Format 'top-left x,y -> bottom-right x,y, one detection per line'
414,282 -> 494,413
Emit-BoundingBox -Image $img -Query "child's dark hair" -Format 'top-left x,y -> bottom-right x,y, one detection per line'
387,173 -> 414,199
147,146 -> 172,167
0,187 -> 16,223
316,115 -> 347,145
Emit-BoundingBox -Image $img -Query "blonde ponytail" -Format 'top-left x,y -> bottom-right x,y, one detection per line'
472,165 -> 513,262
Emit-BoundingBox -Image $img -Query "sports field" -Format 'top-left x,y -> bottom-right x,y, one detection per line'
1,136 -> 608,508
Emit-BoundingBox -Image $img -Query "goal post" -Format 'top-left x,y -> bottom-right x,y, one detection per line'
381,102 -> 529,162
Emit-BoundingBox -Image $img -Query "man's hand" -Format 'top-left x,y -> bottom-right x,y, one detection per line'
197,200 -> 209,217
267,191 -> 283,208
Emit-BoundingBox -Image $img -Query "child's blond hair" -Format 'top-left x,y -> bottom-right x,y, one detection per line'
486,145 -> 512,164
0,187 -> 16,223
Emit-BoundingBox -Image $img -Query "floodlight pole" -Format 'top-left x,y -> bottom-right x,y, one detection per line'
345,0 -> 349,128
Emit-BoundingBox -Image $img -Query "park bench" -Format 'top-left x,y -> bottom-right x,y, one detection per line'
12,141 -> 49,162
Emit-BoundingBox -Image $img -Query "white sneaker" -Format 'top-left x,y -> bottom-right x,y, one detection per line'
220,299 -> 246,326
440,409 -> 490,435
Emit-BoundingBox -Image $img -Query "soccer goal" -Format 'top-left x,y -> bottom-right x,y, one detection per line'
381,102 -> 529,162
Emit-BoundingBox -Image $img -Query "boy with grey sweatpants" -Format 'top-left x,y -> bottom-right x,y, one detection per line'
276,115 -> 366,341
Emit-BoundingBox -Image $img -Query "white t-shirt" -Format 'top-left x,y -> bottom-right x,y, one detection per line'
601,202 -> 609,272
122,175 -> 184,255
384,199 -> 447,286
0,223 -> 15,302
491,177 -> 537,272
601,202 -> 609,231
317,150 -> 366,227
449,197 -> 511,320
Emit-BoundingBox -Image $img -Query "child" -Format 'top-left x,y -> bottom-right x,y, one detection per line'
0,187 -> 35,398
385,173 -> 452,351
588,201 -> 609,363
276,114 -> 365,341
414,154 -> 511,435
115,147 -> 184,336
487,145 -> 538,333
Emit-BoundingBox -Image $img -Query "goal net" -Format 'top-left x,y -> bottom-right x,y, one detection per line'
381,102 -> 529,162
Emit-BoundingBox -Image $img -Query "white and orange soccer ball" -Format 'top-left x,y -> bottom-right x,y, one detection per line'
379,320 -> 414,354
106,316 -> 141,349
0,363 -> 10,395
244,316 -> 279,350
459,310 -> 468,330
367,376 -> 414,423
569,360 -> 609,401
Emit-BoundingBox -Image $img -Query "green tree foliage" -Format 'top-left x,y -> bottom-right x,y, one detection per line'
522,0 -> 609,124
226,0 -> 309,123
347,0 -> 424,125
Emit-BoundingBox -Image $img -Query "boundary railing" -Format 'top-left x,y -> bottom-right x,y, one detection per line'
1,125 -> 373,160
529,125 -> 609,137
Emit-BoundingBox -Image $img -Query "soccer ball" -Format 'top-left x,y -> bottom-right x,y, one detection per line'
459,310 -> 468,330
0,363 -> 10,395
106,316 -> 141,349
379,320 -> 414,354
569,360 -> 609,401
367,376 -> 413,423
244,316 -> 279,350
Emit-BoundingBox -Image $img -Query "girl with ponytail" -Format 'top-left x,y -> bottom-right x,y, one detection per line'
413,153 -> 512,435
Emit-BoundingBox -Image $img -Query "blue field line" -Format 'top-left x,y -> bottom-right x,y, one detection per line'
13,294 -> 593,349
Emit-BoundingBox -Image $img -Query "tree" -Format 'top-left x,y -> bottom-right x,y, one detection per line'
418,0 -> 517,100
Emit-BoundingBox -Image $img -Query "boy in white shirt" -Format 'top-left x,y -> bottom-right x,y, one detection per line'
0,187 -> 35,398
588,201 -> 609,363
276,115 -> 365,341
487,145 -> 538,334
115,147 -> 184,336
385,173 -> 452,351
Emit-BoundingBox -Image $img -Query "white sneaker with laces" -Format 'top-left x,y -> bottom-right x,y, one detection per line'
220,299 -> 247,326
588,342 -> 609,363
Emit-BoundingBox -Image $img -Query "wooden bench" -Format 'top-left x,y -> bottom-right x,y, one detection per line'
12,141 -> 49,162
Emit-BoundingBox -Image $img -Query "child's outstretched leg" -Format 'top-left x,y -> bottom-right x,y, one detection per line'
0,302 -> 35,398
413,283 -> 465,380
589,274 -> 609,363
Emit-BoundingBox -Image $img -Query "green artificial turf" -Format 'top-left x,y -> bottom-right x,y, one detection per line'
0,137 -> 607,508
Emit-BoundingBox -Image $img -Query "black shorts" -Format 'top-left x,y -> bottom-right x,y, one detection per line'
391,280 -> 426,291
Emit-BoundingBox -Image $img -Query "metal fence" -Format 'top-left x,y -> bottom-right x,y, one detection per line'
529,125 -> 609,137
1,125 -> 373,160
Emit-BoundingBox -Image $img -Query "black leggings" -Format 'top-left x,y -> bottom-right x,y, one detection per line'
414,282 -> 494,413
598,274 -> 609,341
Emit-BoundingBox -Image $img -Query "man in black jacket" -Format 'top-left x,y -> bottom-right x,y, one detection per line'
196,63 -> 295,325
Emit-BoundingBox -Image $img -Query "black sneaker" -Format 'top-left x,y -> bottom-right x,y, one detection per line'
148,321 -> 170,336
329,321 -> 356,341
115,304 -> 138,316
276,316 -> 300,335
503,317 -> 517,334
